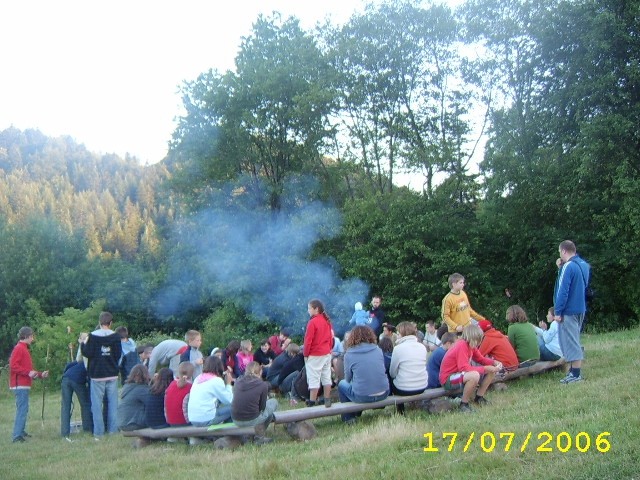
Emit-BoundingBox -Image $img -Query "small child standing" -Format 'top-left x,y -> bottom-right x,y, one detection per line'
237,339 -> 254,375
427,332 -> 457,389
349,302 -> 369,327
439,325 -> 502,413
165,362 -> 195,426
232,362 -> 278,445
180,330 -> 204,378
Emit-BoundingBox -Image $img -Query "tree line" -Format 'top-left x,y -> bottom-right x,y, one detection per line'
1,0 -> 638,364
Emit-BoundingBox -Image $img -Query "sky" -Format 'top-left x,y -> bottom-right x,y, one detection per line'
0,0 -> 369,164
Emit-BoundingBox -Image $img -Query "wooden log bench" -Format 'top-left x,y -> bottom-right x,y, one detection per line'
501,357 -> 566,381
122,358 -> 566,447
122,424 -> 258,448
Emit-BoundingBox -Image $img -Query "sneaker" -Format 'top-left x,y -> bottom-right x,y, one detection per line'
344,418 -> 357,426
474,396 -> 490,405
253,436 -> 274,446
324,397 -> 332,408
22,432 -> 32,438
12,436 -> 25,443
305,400 -> 317,407
188,437 -> 206,446
64,436 -> 73,443
560,372 -> 574,383
561,374 -> 583,384
459,403 -> 474,413
93,436 -> 101,442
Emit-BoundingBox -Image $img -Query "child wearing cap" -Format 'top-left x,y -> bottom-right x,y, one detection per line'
477,320 -> 519,370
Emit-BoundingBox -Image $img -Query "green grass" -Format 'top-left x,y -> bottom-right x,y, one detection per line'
1,328 -> 638,480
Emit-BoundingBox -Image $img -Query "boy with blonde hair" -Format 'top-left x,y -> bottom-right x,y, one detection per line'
179,330 -> 204,378
439,325 -> 502,413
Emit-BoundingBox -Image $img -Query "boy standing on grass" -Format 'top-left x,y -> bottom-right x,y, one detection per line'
441,273 -> 486,334
81,312 -> 122,439
9,326 -> 49,443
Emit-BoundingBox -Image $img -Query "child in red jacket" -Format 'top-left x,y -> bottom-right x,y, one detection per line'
9,326 -> 49,443
303,299 -> 334,407
439,324 -> 502,413
165,362 -> 195,426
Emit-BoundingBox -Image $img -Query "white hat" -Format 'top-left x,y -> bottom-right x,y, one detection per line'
355,302 -> 363,311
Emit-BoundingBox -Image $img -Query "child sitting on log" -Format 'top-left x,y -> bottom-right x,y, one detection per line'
231,362 -> 278,445
439,325 -> 502,413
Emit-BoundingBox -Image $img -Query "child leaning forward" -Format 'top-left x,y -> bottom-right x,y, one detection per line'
439,325 -> 502,413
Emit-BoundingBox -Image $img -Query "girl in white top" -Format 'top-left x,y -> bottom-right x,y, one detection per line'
389,321 -> 428,414
187,356 -> 234,426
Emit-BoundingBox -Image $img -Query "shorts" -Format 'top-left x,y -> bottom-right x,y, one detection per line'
305,354 -> 332,389
443,372 -> 465,391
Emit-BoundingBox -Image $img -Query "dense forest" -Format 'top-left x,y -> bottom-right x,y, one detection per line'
1,0 -> 638,376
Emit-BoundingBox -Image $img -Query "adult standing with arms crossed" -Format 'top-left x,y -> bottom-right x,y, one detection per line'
554,240 -> 590,383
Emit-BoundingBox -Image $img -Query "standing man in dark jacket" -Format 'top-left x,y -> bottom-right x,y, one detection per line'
554,240 -> 590,384
81,311 -> 122,439
60,357 -> 93,440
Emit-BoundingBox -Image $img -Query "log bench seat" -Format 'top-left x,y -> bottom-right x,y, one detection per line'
122,358 -> 566,447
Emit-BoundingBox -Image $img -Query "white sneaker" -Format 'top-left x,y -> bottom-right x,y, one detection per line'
561,373 -> 583,384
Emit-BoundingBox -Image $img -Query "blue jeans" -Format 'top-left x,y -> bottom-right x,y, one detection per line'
279,371 -> 299,395
191,405 -> 232,427
61,377 -> 93,436
90,379 -> 118,436
338,380 -> 389,422
12,389 -> 30,441
537,338 -> 561,362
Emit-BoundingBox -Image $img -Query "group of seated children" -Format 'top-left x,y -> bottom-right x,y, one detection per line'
113,329 -> 281,444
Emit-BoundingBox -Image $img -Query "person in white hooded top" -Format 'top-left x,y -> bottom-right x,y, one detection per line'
389,321 -> 428,414
188,356 -> 234,426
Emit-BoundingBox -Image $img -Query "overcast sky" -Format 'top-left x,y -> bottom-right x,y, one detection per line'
0,0 -> 368,164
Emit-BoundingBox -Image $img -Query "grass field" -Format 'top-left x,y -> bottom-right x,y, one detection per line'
0,328 -> 638,480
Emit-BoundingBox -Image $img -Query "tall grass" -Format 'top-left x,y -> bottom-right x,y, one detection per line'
0,328 -> 638,480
